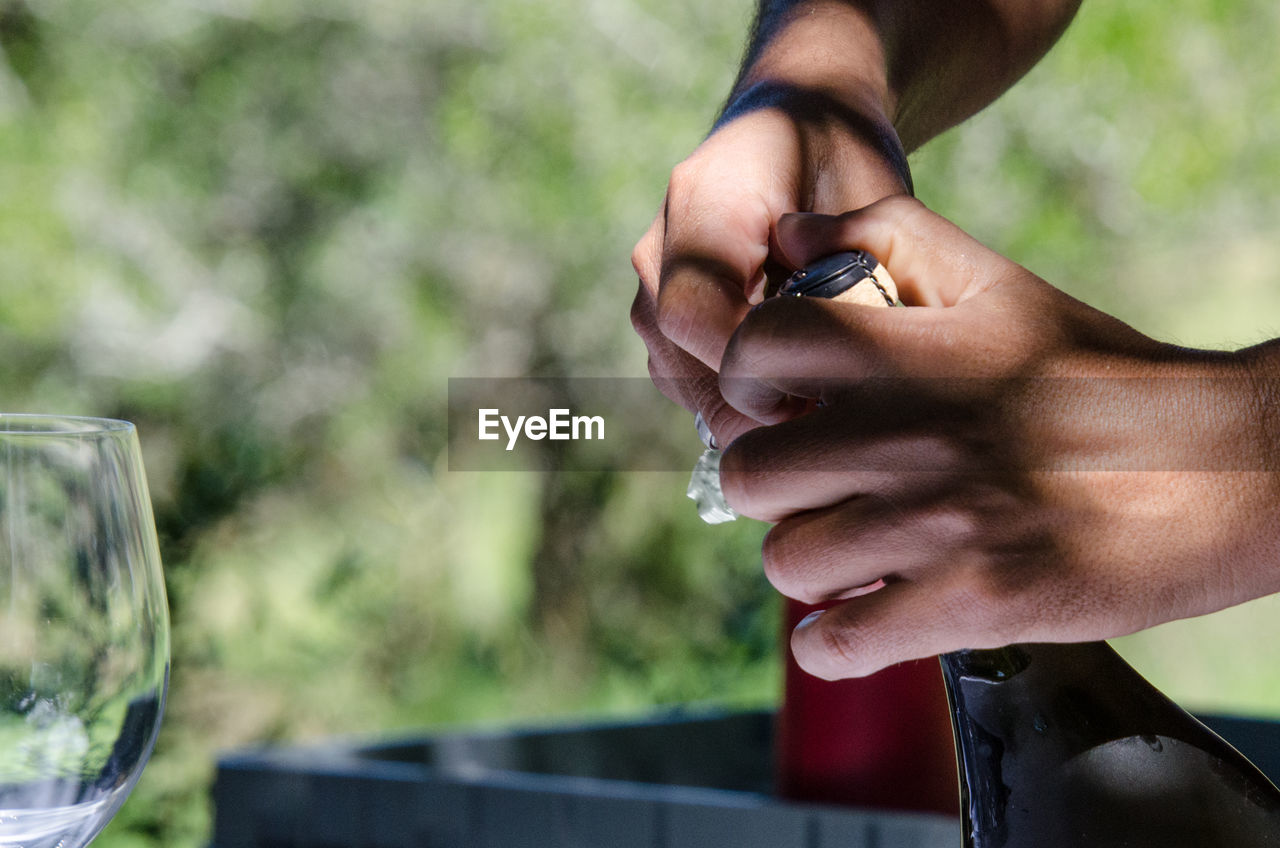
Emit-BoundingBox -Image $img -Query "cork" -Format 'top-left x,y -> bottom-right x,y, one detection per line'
829,263 -> 898,307
778,250 -> 899,307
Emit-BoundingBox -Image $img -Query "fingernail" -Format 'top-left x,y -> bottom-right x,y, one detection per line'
776,213 -> 834,268
796,610 -> 825,630
776,212 -> 815,242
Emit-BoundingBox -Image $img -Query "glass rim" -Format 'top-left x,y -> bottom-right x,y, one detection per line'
0,413 -> 135,436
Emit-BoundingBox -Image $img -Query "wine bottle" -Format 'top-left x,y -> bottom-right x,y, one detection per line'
777,597 -> 958,813
942,643 -> 1280,846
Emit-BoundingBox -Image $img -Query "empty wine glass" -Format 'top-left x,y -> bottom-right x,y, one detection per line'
0,415 -> 169,848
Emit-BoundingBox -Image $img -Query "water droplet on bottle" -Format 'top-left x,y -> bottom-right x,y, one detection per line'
1033,713 -> 1049,734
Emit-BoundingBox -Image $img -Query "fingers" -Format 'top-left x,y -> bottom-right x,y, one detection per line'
775,196 -> 1019,307
718,297 -> 890,425
719,295 -> 972,426
631,200 -> 664,288
649,140 -> 787,370
760,492 -> 965,602
718,400 -> 981,521
629,128 -> 792,440
708,196 -> 1239,680
786,534 -> 1047,679
630,283 -> 759,447
719,199 -> 1053,426
789,581 -> 970,679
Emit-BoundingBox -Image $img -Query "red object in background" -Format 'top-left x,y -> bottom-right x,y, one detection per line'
775,598 -> 959,815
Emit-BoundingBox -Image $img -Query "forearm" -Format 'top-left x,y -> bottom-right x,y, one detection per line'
726,0 -> 1082,152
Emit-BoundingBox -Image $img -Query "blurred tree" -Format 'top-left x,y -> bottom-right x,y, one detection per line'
4,0 -> 771,844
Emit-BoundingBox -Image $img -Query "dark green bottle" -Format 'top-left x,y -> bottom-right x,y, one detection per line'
941,643 -> 1280,847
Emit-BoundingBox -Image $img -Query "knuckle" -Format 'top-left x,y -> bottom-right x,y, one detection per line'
631,226 -> 660,286
683,377 -> 723,420
630,241 -> 650,281
654,284 -> 696,350
721,299 -> 785,375
666,157 -> 702,199
629,286 -> 657,338
866,194 -> 929,257
717,441 -> 770,519
810,620 -> 871,679
700,396 -> 742,445
891,193 -> 929,218
917,499 -> 983,546
760,523 -> 807,599
645,354 -> 660,386
644,359 -> 693,413
875,193 -> 928,227
820,624 -> 859,668
717,331 -> 747,389
716,442 -> 750,507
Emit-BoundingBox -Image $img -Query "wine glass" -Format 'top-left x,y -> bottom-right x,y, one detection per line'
0,415 -> 170,848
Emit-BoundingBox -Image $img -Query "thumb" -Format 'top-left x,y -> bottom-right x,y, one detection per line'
776,196 -> 1017,308
774,211 -> 844,270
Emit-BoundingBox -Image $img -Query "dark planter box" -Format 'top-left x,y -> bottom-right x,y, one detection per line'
211,708 -> 1280,848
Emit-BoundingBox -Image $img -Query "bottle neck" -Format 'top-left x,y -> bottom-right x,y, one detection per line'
941,642 -> 1202,756
941,643 -> 1280,847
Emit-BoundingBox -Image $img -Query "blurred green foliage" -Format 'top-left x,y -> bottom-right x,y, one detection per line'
1,0 -> 1279,845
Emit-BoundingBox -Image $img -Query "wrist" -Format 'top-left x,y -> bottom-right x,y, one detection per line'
716,2 -> 912,203
718,80 -> 911,202
1211,342 -> 1280,603
1240,340 -> 1280,473
726,2 -> 895,125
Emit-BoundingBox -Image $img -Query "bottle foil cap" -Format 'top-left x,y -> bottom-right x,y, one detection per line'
778,250 -> 898,306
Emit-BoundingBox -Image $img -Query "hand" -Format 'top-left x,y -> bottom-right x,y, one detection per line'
718,196 -> 1280,679
631,81 -> 909,447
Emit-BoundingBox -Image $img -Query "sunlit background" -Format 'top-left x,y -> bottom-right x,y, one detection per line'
2,0 -> 1279,845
